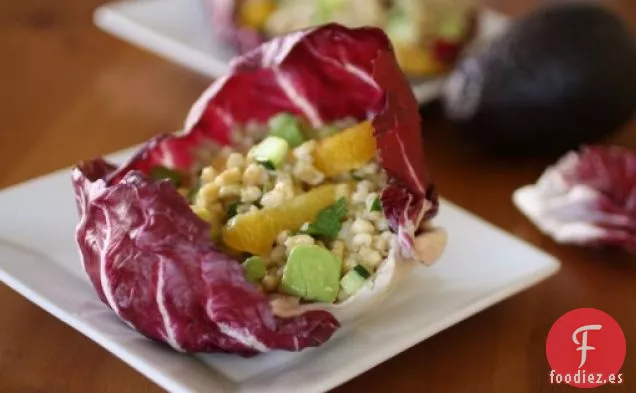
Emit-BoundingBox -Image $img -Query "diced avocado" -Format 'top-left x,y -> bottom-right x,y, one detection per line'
281,244 -> 342,303
242,256 -> 267,283
150,166 -> 182,187
268,113 -> 306,147
340,265 -> 370,297
251,136 -> 289,170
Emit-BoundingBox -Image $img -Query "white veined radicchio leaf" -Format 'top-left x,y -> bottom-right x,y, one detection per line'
513,145 -> 636,252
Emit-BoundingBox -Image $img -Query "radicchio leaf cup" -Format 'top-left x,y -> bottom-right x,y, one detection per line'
72,24 -> 444,355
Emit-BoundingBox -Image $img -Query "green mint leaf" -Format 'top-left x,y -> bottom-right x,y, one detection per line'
304,197 -> 348,242
149,166 -> 182,187
227,202 -> 240,219
187,179 -> 202,204
370,196 -> 382,212
351,174 -> 363,181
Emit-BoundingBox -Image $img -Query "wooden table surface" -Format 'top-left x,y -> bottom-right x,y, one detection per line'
1,1 -> 634,392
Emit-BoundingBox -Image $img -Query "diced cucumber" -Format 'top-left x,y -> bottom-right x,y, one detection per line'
242,256 -> 267,283
268,113 -> 306,147
251,136 -> 289,170
353,264 -> 371,279
340,265 -> 370,296
385,8 -> 419,44
439,14 -> 467,41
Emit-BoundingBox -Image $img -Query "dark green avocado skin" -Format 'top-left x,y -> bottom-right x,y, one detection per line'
442,3 -> 636,156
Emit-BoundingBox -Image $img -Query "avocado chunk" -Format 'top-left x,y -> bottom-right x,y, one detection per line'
242,256 -> 267,283
251,136 -> 289,170
280,244 -> 342,303
442,3 -> 636,156
268,113 -> 306,147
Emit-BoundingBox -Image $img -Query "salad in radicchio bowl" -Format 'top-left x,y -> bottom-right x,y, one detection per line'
72,24 -> 446,356
207,0 -> 477,78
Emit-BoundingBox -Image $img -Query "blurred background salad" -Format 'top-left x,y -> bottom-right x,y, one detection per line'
206,0 -> 477,78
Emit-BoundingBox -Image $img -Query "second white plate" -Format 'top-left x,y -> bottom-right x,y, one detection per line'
93,0 -> 511,104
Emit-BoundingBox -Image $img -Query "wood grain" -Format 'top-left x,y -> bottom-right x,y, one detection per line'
0,1 -> 634,392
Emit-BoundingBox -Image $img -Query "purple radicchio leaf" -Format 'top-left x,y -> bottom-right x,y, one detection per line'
73,159 -> 339,355
513,145 -> 636,253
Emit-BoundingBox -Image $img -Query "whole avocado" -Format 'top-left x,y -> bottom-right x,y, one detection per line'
442,3 -> 636,156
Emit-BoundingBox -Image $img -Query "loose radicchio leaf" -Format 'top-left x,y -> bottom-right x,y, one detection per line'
73,160 -> 338,355
513,145 -> 636,252
72,24 -> 439,354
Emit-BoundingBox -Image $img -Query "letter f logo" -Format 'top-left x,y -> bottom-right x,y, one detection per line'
572,324 -> 602,368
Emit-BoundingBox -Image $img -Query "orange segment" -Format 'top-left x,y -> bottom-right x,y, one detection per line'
393,43 -> 448,77
210,154 -> 226,171
222,184 -> 343,256
239,0 -> 277,30
312,121 -> 377,177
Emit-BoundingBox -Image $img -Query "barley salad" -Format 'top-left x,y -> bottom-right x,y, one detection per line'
150,112 -> 446,315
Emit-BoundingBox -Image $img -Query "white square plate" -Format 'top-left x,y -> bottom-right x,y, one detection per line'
0,146 -> 559,393
92,0 -> 511,104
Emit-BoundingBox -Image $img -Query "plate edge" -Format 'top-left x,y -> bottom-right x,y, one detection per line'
93,1 -> 229,78
292,258 -> 561,393
0,253 -> 232,393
